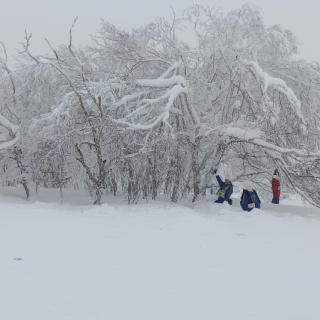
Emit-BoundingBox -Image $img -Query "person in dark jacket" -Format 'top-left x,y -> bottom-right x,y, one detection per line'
272,169 -> 280,204
240,189 -> 261,212
213,169 -> 233,205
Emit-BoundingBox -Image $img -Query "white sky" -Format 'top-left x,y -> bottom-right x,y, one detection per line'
0,0 -> 319,62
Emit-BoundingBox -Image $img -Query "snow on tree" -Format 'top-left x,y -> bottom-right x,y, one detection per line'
0,4 -> 320,206
0,42 -> 20,150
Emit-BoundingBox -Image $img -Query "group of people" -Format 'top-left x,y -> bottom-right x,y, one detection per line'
209,169 -> 281,212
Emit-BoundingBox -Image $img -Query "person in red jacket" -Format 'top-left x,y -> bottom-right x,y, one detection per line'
272,169 -> 280,204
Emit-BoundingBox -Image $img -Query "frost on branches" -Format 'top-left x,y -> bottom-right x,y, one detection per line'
0,4 -> 320,206
0,42 -> 20,150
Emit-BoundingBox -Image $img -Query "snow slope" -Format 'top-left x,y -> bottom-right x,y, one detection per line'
0,190 -> 320,320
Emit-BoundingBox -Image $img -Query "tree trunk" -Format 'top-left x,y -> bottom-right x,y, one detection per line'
191,138 -> 201,202
93,185 -> 103,205
21,179 -> 30,200
171,151 -> 181,203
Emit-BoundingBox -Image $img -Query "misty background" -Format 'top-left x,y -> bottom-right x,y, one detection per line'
0,0 -> 319,62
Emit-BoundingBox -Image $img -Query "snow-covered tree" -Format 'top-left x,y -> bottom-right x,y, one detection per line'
1,4 -> 320,206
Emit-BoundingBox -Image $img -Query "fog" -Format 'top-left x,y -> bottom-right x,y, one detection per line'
0,0 -> 319,62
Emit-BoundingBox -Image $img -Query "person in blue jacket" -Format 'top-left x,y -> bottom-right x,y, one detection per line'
212,169 -> 233,205
240,188 -> 261,212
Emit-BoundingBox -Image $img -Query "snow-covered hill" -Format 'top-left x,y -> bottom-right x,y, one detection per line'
0,190 -> 319,320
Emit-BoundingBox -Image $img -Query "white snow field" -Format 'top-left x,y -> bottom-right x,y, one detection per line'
1,189 -> 320,320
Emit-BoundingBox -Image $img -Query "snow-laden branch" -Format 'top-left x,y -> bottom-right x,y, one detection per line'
218,126 -> 320,159
111,62 -> 192,130
0,42 -> 20,149
0,115 -> 20,149
158,61 -> 181,79
243,60 -> 305,124
115,92 -> 146,108
114,84 -> 187,130
136,75 -> 186,88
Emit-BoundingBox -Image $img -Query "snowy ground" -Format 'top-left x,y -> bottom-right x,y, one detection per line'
1,188 -> 320,320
